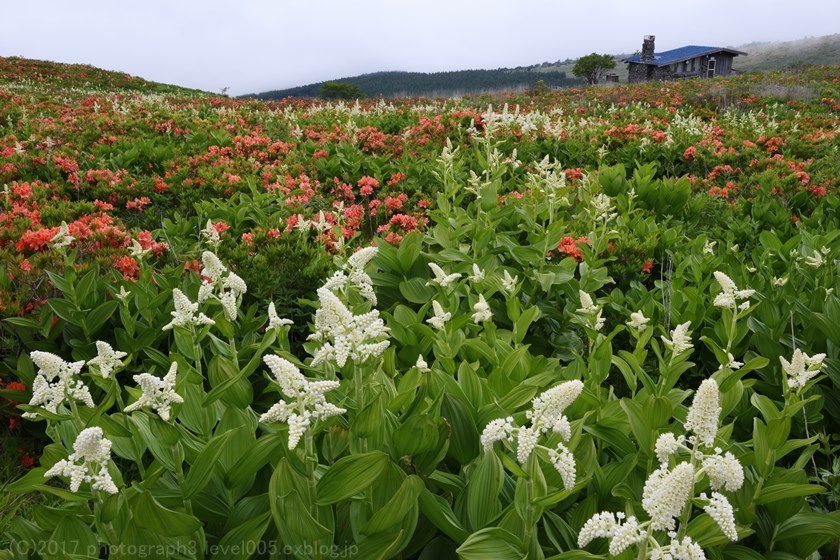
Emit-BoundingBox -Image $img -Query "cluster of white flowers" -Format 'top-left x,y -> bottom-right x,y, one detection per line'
712,271 -> 754,311
481,380 -> 583,491
626,310 -> 650,331
197,251 -> 247,321
426,300 -> 451,330
259,355 -> 346,449
661,321 -> 693,355
469,264 -> 485,282
804,246 -> 830,268
267,302 -> 294,331
123,362 -> 184,421
703,239 -> 716,255
427,262 -> 462,288
86,341 -> 127,379
580,377 -> 743,557
579,512 -> 644,555
472,294 -> 493,323
501,270 -> 518,293
651,537 -> 706,560
114,285 -> 132,304
202,219 -> 221,248
44,427 -> 119,494
162,288 -> 215,331
591,193 -> 617,223
24,351 -> 94,418
654,432 -> 684,466
684,379 -> 721,448
480,417 -> 516,451
642,462 -> 695,531
702,452 -> 744,492
315,247 -> 380,305
702,492 -> 738,540
50,221 -> 74,250
576,291 -> 605,331
780,348 -> 826,390
308,287 -> 390,367
415,354 -> 430,373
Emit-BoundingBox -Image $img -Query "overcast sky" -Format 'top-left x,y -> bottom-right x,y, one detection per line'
2,0 -> 837,95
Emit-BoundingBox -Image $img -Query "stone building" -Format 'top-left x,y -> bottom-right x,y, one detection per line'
623,36 -> 746,83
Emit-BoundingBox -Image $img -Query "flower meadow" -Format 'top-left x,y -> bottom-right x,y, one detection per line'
0,57 -> 839,559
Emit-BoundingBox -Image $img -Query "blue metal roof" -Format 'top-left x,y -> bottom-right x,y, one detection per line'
622,46 -> 746,66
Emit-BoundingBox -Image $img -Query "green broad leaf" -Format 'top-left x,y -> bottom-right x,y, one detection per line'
225,433 -> 287,487
461,338 -> 498,366
46,271 -> 75,298
765,416 -> 791,449
396,232 -> 423,275
132,490 -> 202,537
184,428 -> 244,497
418,489 -> 470,543
611,355 -> 637,393
49,516 -> 98,559
513,306 -> 540,344
456,527 -> 524,560
722,546 -> 767,560
774,512 -> 840,554
363,475 -> 424,534
466,452 -> 504,531
48,298 -> 81,326
276,490 -> 332,543
85,300 -> 118,334
479,182 -> 498,211
754,482 -> 826,504
750,393 -> 780,421
16,404 -> 70,422
75,267 -> 98,304
173,328 -> 196,361
545,552 -> 604,560
393,415 -> 439,457
3,317 -> 41,329
207,355 -> 251,407
316,451 -> 390,505
5,468 -> 55,494
758,230 -> 782,251
349,530 -> 406,560
95,414 -> 133,439
211,511 -> 270,560
498,452 -> 528,478
399,277 -> 437,304
441,394 -> 480,464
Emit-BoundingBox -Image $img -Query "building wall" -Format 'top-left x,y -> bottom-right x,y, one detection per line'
627,63 -> 673,83
628,53 -> 738,82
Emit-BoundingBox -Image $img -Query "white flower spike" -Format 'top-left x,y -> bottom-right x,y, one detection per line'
123,362 -> 184,421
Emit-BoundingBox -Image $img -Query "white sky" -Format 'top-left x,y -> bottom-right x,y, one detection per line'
1,0 -> 837,95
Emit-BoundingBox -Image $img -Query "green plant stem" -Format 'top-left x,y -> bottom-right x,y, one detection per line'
175,450 -> 205,558
112,378 -> 145,477
353,363 -> 364,414
304,431 -> 318,517
304,430 -> 322,560
93,490 -> 120,545
636,531 -> 650,560
353,363 -> 367,453
67,397 -> 82,428
676,453 -> 698,540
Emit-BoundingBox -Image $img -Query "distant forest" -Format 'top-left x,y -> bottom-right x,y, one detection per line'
245,69 -> 582,99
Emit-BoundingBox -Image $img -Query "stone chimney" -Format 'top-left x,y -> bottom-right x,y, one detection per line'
641,35 -> 656,61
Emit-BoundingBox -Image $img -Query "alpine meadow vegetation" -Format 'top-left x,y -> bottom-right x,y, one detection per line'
0,57 -> 839,559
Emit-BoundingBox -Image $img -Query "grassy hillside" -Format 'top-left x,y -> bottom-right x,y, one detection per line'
732,34 -> 840,71
247,69 -> 581,100
0,56 -> 208,95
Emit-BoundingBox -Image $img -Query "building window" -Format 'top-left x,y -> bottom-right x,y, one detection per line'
690,58 -> 696,72
707,57 -> 716,78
